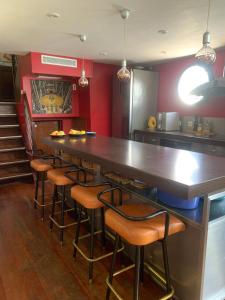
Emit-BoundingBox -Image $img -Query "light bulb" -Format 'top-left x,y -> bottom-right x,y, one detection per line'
195,31 -> 216,64
195,44 -> 216,64
117,60 -> 131,81
78,70 -> 88,87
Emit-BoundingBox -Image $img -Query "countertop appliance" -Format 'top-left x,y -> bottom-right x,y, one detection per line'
156,112 -> 180,131
112,69 -> 158,139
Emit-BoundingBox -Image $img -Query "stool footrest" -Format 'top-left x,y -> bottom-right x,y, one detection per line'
73,230 -> 125,263
106,262 -> 174,300
34,197 -> 61,208
49,214 -> 88,229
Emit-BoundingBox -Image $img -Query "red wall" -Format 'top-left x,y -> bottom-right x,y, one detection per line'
18,52 -> 118,138
89,63 -> 118,136
155,48 -> 225,117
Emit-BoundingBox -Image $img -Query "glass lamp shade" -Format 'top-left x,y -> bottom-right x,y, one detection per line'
195,44 -> 216,64
78,70 -> 88,87
195,31 -> 216,64
117,60 -> 131,81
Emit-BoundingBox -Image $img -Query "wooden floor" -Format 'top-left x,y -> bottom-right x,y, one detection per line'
0,181 -> 163,300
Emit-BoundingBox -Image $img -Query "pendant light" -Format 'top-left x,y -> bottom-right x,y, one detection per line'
195,0 -> 216,64
117,9 -> 131,81
78,34 -> 89,88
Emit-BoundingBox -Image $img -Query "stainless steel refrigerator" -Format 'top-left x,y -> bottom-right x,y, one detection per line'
112,69 -> 158,139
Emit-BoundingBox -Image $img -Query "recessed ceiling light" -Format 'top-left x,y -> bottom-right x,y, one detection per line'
158,29 -> 168,35
46,12 -> 61,18
99,51 -> 108,56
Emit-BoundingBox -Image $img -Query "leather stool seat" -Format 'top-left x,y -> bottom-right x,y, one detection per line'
47,168 -> 94,186
105,203 -> 185,246
30,159 -> 52,172
71,185 -> 130,209
47,168 -> 74,186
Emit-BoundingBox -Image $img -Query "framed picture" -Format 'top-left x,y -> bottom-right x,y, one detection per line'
31,79 -> 72,114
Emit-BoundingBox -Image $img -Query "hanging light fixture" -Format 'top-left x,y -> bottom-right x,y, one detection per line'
78,34 -> 89,88
117,9 -> 131,81
195,0 -> 216,64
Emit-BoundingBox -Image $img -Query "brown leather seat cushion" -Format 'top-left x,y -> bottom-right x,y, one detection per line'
47,168 -> 74,186
71,185 -> 130,209
105,203 -> 185,246
30,159 -> 53,172
47,168 -> 94,186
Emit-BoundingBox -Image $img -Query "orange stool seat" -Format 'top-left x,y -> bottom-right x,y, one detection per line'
30,159 -> 52,172
105,203 -> 185,246
47,168 -> 94,186
71,185 -> 130,209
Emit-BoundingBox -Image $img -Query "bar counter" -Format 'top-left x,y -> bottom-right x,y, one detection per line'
43,135 -> 225,300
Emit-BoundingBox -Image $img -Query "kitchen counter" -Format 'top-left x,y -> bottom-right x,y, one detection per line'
134,128 -> 225,146
43,135 -> 225,300
43,135 -> 225,199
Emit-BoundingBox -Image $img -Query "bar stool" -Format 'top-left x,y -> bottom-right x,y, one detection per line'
98,187 -> 185,300
70,182 -> 129,283
48,167 -> 94,245
30,153 -> 56,220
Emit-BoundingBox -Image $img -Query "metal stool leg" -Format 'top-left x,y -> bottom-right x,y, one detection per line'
60,186 -> 66,245
106,234 -> 120,300
41,172 -> 45,221
100,207 -> 106,247
161,239 -> 172,293
89,209 -> 95,283
74,201 -> 78,219
140,246 -> 144,284
49,185 -> 57,231
73,206 -> 82,258
134,246 -> 141,300
34,172 -> 39,209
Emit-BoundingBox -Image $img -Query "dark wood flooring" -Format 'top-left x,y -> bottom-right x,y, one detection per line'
0,182 -> 163,300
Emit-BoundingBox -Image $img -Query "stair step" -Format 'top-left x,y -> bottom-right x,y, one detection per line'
0,147 -> 25,153
0,102 -> 16,114
0,101 -> 16,105
0,127 -> 20,136
0,98 -> 15,103
0,159 -> 29,167
0,114 -> 16,117
0,172 -> 33,182
0,135 -> 22,140
0,124 -> 19,128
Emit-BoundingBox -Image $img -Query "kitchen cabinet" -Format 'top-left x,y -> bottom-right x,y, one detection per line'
191,143 -> 225,156
134,130 -> 225,157
143,135 -> 160,145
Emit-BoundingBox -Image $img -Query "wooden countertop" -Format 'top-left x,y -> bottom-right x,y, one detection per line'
134,129 -> 225,146
43,135 -> 225,199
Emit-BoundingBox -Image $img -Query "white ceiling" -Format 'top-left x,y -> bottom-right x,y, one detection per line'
0,0 -> 225,65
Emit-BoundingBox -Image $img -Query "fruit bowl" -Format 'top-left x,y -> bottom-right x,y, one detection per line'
50,134 -> 66,138
68,129 -> 86,137
50,131 -> 66,138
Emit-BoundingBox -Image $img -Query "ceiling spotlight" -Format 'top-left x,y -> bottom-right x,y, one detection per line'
46,12 -> 61,18
158,29 -> 168,35
99,51 -> 108,56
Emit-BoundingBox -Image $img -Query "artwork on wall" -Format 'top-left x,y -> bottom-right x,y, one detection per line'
31,79 -> 72,114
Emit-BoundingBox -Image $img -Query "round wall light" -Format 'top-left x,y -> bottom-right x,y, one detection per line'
178,65 -> 209,105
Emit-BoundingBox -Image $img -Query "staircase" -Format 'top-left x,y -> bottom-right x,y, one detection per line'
0,101 -> 32,183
